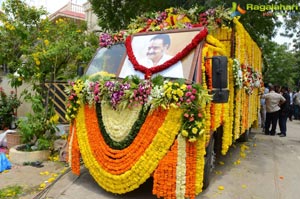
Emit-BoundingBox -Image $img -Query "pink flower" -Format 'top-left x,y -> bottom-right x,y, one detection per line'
185,92 -> 192,97
184,113 -> 189,118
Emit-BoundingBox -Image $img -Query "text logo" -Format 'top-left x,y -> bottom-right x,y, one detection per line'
231,2 -> 246,17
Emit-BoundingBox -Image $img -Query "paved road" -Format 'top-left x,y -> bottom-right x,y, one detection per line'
40,120 -> 300,199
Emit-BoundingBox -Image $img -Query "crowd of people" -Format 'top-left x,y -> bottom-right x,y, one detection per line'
260,83 -> 300,137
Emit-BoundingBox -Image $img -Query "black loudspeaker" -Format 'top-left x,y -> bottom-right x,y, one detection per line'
212,56 -> 228,89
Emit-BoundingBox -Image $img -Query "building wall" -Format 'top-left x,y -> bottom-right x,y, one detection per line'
83,2 -> 101,33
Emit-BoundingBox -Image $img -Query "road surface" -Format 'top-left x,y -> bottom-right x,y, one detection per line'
40,120 -> 300,199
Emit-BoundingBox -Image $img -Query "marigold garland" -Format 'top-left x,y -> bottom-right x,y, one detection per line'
85,105 -> 168,174
153,140 -> 178,199
184,141 -> 197,199
195,134 -> 206,194
76,104 -> 183,193
96,103 -> 150,149
70,121 -> 81,175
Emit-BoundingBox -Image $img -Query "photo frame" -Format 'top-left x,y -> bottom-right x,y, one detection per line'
118,28 -> 204,81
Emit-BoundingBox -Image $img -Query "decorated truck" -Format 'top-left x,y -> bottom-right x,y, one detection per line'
65,6 -> 263,199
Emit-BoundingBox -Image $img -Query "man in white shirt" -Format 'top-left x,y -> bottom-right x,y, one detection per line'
262,85 -> 286,135
119,34 -> 183,79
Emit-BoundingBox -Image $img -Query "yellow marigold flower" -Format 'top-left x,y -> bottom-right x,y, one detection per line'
176,89 -> 184,97
173,96 -> 178,102
35,60 -> 41,66
50,113 -> 59,123
65,115 -> 70,121
181,130 -> 188,137
48,177 -> 56,183
40,171 -> 50,175
234,159 -> 241,165
188,136 -> 197,142
39,183 -> 47,190
196,121 -> 203,128
180,84 -> 187,90
199,129 -> 205,136
192,127 -> 198,134
170,103 -> 178,108
174,82 -> 179,87
240,152 -> 246,158
161,104 -> 167,109
219,161 -> 225,165
44,39 -> 49,46
9,25 -> 16,31
166,93 -> 172,99
167,81 -> 173,86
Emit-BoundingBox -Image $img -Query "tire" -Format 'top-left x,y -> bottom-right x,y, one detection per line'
203,135 -> 216,190
238,128 -> 251,142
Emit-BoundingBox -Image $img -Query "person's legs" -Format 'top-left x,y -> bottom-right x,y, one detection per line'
265,112 -> 271,135
280,115 -> 288,136
270,111 -> 279,135
289,104 -> 293,121
260,105 -> 266,128
278,112 -> 283,134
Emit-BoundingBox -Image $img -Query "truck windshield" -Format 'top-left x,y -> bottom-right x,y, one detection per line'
85,44 -> 125,76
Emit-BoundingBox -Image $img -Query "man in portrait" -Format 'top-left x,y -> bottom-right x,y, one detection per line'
119,34 -> 183,79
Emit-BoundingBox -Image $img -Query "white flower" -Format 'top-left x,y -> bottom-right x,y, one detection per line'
13,71 -> 20,77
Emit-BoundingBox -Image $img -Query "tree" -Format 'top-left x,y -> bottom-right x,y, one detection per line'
262,40 -> 297,88
0,0 -> 98,96
0,0 -> 98,150
89,0 -> 280,43
89,0 -> 205,31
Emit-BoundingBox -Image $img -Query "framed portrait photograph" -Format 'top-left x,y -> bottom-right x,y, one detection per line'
118,28 -> 204,81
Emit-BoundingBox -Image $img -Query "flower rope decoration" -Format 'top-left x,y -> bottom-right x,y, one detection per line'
65,75 -> 212,142
125,28 -> 208,79
232,58 -> 243,89
75,105 -> 182,193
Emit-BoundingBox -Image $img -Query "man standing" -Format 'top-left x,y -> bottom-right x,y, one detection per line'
288,88 -> 294,121
278,86 -> 290,137
260,83 -> 269,130
293,89 -> 300,120
262,85 -> 286,135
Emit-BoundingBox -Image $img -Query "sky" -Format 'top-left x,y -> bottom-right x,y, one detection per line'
26,0 -> 87,14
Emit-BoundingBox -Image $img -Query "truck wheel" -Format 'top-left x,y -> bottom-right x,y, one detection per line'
203,135 -> 216,190
238,128 -> 250,142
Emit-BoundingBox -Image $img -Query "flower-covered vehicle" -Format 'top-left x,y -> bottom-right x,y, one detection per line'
66,6 -> 263,199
